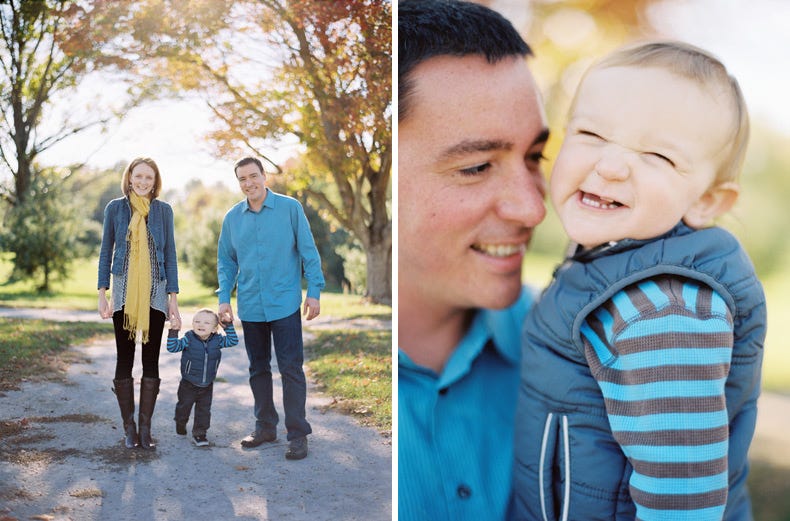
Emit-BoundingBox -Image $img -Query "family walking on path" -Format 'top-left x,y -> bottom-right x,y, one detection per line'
0,308 -> 392,521
98,156 -> 324,461
0,154 -> 390,520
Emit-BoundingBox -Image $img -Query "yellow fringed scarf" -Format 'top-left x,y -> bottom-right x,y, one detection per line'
124,192 -> 151,343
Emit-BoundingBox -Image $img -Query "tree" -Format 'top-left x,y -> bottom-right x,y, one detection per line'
171,179 -> 238,292
0,168 -> 83,291
126,0 -> 392,303
0,0 -> 135,207
185,209 -> 224,291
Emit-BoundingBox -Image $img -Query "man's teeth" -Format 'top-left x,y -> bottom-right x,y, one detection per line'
582,193 -> 622,209
474,243 -> 525,257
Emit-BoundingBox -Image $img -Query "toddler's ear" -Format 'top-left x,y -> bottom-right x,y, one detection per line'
683,182 -> 739,229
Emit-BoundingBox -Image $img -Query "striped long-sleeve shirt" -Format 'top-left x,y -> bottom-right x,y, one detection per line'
166,322 -> 239,353
581,275 -> 733,521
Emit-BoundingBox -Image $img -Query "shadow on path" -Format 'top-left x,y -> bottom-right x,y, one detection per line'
0,313 -> 392,521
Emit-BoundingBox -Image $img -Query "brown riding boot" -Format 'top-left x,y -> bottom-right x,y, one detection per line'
138,377 -> 161,450
112,378 -> 138,448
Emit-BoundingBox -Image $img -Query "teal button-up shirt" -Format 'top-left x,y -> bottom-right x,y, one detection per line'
217,189 -> 325,322
398,288 -> 532,521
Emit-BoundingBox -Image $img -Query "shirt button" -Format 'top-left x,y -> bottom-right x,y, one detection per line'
438,388 -> 448,395
457,484 -> 472,499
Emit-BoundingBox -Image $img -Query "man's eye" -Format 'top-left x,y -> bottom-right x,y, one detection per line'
459,163 -> 491,176
528,152 -> 547,163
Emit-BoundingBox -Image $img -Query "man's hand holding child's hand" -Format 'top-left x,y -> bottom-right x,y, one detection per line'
220,312 -> 233,328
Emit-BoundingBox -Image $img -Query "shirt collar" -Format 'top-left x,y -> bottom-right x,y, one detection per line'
398,291 -> 526,384
242,188 -> 276,212
480,305 -> 523,365
438,306 -> 521,387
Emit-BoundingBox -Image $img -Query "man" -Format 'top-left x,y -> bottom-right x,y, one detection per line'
217,156 -> 324,460
398,1 -> 549,519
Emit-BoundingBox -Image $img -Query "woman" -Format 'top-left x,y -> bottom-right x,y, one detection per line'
98,157 -> 181,450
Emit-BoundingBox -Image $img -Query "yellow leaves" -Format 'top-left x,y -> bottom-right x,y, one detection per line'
68,488 -> 104,498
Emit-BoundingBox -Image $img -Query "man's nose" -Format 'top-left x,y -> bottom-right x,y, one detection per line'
496,166 -> 547,226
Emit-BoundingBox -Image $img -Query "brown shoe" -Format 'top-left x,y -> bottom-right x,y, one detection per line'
285,436 -> 308,460
240,430 -> 277,448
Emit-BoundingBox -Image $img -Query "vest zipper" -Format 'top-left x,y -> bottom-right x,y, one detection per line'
539,413 -> 552,521
202,340 -> 209,385
560,414 -> 570,521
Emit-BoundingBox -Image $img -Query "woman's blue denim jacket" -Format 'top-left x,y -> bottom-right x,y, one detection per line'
97,196 -> 179,294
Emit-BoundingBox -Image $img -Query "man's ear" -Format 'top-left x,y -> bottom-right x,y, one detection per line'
682,181 -> 739,228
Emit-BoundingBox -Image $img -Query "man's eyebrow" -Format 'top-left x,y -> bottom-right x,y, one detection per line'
438,129 -> 551,162
438,139 -> 513,161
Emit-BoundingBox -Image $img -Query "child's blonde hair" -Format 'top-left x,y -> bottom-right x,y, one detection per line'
570,40 -> 749,185
194,308 -> 219,329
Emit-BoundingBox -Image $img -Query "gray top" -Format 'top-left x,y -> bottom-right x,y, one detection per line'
111,231 -> 169,316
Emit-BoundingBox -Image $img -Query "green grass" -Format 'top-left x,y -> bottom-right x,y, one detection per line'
0,318 -> 113,390
0,253 -> 103,309
305,329 -> 392,434
0,253 -> 218,310
523,251 -> 790,393
317,292 -> 392,321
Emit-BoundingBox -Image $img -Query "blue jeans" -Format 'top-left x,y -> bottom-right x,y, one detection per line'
241,310 -> 312,440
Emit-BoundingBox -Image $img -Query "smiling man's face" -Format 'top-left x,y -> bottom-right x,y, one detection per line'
398,54 -> 548,314
235,162 -> 267,207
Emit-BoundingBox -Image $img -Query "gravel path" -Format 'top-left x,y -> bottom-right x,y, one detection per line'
0,308 -> 392,521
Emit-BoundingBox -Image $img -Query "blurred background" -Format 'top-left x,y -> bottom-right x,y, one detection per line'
476,1 -> 790,519
0,1 -> 392,307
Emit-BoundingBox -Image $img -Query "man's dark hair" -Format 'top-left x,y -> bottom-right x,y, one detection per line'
398,0 -> 532,120
234,156 -> 264,175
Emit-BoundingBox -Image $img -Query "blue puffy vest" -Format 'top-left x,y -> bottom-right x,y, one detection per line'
510,223 -> 766,520
179,331 -> 225,387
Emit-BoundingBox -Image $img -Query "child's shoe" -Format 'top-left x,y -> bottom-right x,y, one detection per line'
193,434 -> 209,447
176,422 -> 187,435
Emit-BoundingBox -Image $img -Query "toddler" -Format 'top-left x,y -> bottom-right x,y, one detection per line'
510,41 -> 766,521
167,308 -> 238,446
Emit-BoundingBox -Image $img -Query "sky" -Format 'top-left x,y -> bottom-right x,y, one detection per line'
647,0 -> 790,136
39,93 -> 300,194
38,0 -> 790,194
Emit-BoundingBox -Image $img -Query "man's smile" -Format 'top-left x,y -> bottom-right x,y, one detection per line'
471,242 -> 527,257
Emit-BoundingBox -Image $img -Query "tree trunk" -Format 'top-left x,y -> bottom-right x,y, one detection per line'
40,262 -> 50,293
365,240 -> 391,305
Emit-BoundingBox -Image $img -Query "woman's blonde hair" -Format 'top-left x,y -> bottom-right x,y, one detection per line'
571,40 -> 750,184
121,157 -> 162,199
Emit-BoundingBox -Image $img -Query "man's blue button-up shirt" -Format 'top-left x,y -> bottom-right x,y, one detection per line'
217,189 -> 325,322
398,288 -> 532,521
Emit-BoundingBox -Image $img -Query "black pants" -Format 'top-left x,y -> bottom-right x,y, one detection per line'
112,307 -> 166,379
174,379 -> 213,436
